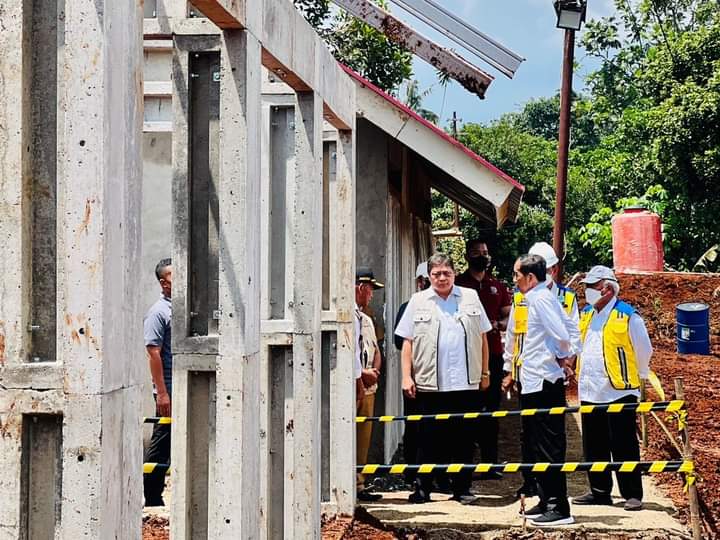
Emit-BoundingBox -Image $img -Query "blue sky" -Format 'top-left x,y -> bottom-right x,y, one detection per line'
389,0 -> 617,128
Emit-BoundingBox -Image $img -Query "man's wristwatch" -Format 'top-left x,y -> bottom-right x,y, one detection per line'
482,370 -> 491,377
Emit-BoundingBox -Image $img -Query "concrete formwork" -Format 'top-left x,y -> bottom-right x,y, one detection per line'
153,1 -> 358,538
0,0 -> 144,539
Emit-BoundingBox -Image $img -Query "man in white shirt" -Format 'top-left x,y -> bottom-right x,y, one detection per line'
572,266 -> 652,511
502,254 -> 574,526
396,253 -> 492,505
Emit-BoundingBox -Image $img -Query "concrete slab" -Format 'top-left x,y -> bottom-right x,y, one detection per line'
362,479 -> 685,535
362,410 -> 689,536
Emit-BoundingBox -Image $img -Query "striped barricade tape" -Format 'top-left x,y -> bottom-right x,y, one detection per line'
358,460 -> 694,475
143,462 -> 171,475
355,400 -> 685,423
143,417 -> 172,424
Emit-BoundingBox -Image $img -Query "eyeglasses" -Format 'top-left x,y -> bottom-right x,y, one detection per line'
430,271 -> 454,278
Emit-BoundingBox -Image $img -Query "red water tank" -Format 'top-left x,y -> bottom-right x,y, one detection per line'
611,206 -> 664,272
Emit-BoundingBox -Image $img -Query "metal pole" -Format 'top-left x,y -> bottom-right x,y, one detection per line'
552,28 -> 575,280
640,381 -> 648,448
674,377 -> 703,540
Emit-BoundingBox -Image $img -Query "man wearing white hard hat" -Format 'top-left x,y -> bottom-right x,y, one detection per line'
528,242 -> 580,328
392,261 -> 431,488
572,266 -> 652,512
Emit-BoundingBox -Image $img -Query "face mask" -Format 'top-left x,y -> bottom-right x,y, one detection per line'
468,255 -> 490,272
585,287 -> 602,306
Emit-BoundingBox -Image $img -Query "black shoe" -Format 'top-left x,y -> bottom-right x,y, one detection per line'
451,492 -> 480,505
408,489 -> 430,504
572,492 -> 613,505
515,484 -> 538,499
435,477 -> 452,494
357,489 -> 382,502
480,471 -> 503,481
519,502 -> 546,520
530,509 -> 575,526
144,497 -> 165,507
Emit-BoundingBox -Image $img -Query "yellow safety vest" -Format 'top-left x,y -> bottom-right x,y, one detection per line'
556,285 -> 576,316
578,301 -> 640,390
511,292 -> 528,380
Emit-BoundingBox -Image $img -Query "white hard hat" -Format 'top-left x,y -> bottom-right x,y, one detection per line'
415,262 -> 429,279
529,241 -> 559,268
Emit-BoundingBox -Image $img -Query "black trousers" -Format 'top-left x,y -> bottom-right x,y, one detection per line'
476,353 -> 504,463
415,389 -> 476,497
581,395 -> 643,501
403,394 -> 420,484
520,379 -> 569,514
143,405 -> 171,503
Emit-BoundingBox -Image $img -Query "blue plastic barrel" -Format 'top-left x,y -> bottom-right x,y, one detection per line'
676,302 -> 710,355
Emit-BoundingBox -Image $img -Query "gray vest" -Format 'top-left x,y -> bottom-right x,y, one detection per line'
411,286 -> 486,391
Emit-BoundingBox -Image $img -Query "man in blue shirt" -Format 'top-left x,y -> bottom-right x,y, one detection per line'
143,258 -> 172,506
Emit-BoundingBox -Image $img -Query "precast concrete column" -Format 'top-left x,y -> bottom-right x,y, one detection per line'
211,28 -> 263,539
170,33 -> 222,540
0,0 -> 144,539
328,129 -> 357,516
289,91 -> 324,539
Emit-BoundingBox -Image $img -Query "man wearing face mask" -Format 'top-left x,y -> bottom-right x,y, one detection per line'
501,254 -> 574,526
572,266 -> 652,512
456,239 -> 511,475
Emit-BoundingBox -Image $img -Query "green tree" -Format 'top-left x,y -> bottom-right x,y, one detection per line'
581,1 -> 720,269
293,0 -> 413,94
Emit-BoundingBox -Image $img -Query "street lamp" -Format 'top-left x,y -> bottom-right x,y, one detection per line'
553,0 -> 587,31
551,0 -> 586,280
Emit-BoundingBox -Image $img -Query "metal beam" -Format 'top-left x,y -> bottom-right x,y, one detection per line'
332,0 -> 493,98
388,0 -> 525,78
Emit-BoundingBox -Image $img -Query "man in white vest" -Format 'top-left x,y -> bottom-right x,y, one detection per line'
572,266 -> 652,511
396,253 -> 491,504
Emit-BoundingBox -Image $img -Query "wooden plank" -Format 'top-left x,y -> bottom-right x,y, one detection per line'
188,0 -> 245,30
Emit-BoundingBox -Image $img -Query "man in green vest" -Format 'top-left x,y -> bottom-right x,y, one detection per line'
572,266 -> 653,511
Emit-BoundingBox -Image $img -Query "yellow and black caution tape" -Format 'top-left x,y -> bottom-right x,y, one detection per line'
358,460 -> 694,475
143,463 -> 171,475
143,417 -> 172,424
355,400 -> 685,423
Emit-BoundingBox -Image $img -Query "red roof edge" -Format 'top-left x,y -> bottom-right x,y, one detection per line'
340,64 -> 525,193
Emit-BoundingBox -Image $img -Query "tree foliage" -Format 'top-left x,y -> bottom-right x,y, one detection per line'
436,1 -> 720,279
293,0 -> 412,94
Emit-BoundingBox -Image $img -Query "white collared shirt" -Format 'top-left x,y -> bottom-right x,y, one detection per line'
578,298 -> 653,403
396,285 -> 491,392
547,280 -> 582,355
354,303 -> 363,380
503,283 -> 571,394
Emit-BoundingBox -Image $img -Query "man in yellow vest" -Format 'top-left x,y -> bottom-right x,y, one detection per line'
572,266 -> 652,511
529,242 -> 579,324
